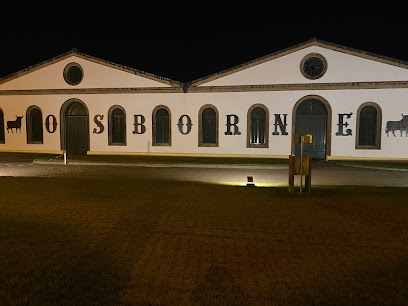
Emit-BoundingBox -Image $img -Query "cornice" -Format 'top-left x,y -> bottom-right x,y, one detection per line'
186,81 -> 408,93
0,87 -> 184,95
2,81 -> 408,95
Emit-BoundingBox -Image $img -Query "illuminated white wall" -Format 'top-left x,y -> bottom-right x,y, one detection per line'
201,46 -> 408,86
1,89 -> 408,159
0,56 -> 171,90
1,42 -> 408,159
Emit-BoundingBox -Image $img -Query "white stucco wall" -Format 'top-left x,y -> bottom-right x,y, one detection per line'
1,42 -> 408,159
0,56 -> 171,90
1,89 -> 408,159
201,46 -> 408,86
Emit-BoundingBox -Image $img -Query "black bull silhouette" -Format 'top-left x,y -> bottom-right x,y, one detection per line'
7,115 -> 23,133
386,114 -> 408,137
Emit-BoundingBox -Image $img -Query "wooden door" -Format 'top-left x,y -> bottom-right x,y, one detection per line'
65,101 -> 89,155
295,99 -> 328,160
66,116 -> 88,155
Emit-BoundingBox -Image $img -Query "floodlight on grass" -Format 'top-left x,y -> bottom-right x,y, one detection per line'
247,176 -> 255,187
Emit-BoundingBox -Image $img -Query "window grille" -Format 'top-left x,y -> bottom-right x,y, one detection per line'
110,107 -> 126,145
67,102 -> 87,116
250,107 -> 266,144
154,108 -> 170,144
63,63 -> 83,86
202,107 -> 217,144
300,53 -> 327,80
0,110 -> 4,143
27,107 -> 43,144
358,106 -> 377,146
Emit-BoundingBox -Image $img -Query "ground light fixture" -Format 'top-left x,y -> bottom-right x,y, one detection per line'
247,176 -> 255,187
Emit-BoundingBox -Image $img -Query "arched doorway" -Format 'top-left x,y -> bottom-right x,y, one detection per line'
60,99 -> 89,155
293,96 -> 331,160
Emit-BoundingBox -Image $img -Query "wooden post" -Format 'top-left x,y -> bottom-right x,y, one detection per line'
289,134 -> 312,193
288,155 -> 294,193
300,135 -> 303,193
305,157 -> 312,193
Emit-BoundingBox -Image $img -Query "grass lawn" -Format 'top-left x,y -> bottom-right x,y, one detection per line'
1,177 -> 408,304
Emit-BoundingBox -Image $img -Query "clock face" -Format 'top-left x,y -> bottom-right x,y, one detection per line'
301,54 -> 327,79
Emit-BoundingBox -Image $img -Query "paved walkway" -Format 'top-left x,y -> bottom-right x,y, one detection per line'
1,156 -> 408,187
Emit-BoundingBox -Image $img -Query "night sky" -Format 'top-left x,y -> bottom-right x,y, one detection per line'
2,5 -> 408,83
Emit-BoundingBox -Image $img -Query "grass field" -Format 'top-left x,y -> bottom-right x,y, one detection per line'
1,176 -> 408,304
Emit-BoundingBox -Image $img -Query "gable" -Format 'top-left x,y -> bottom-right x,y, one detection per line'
0,51 -> 180,91
191,40 -> 408,87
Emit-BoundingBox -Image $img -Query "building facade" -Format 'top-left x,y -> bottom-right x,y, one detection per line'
1,39 -> 408,160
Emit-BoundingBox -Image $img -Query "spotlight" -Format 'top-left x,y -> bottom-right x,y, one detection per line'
247,176 -> 255,187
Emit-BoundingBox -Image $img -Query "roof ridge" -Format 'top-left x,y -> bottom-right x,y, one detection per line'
187,38 -> 318,87
0,48 -> 183,87
186,38 -> 408,88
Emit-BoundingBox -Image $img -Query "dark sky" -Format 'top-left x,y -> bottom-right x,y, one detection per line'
2,5 -> 408,83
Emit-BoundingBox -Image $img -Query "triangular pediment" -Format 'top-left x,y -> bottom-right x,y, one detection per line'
189,39 -> 408,88
0,49 -> 181,91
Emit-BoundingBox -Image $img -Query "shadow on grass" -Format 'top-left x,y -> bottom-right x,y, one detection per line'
0,220 -> 125,304
1,177 -> 408,304
192,266 -> 249,305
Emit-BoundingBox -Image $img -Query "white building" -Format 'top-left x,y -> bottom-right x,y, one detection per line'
1,38 -> 407,160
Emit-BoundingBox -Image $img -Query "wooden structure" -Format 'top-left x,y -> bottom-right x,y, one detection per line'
289,134 -> 312,193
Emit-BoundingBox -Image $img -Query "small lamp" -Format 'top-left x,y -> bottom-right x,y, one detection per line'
247,176 -> 255,187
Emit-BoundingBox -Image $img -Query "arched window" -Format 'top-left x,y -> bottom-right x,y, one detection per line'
356,102 -> 382,149
108,106 -> 126,145
26,106 -> 43,144
247,104 -> 269,148
153,106 -> 171,146
199,105 -> 218,147
67,101 -> 87,116
0,109 -> 4,143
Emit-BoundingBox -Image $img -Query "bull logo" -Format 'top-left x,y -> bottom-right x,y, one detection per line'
385,113 -> 408,137
7,115 -> 23,133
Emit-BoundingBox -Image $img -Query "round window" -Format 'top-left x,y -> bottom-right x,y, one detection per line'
63,63 -> 83,85
300,53 -> 327,80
